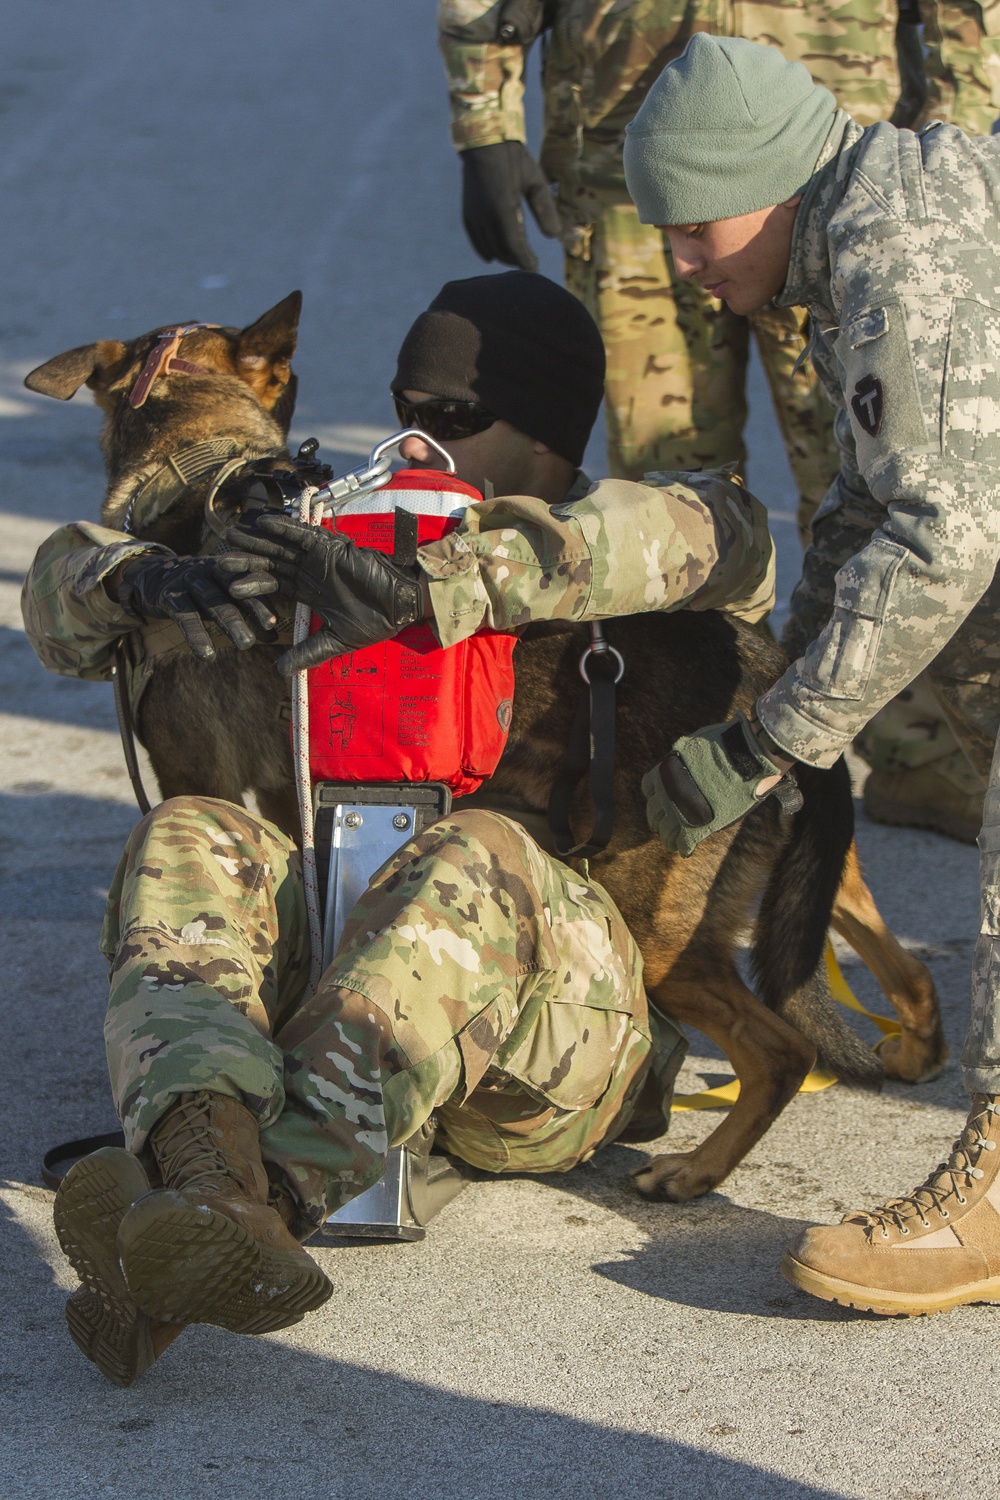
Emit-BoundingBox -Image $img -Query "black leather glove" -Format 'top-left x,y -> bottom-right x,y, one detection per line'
460,141 -> 561,272
221,512 -> 424,674
115,553 -> 278,661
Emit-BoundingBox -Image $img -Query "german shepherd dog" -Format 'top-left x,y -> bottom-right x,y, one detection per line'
25,295 -> 947,1202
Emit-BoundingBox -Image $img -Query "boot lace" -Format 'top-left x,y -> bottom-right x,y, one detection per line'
846,1097 -> 1000,1240
153,1091 -> 238,1195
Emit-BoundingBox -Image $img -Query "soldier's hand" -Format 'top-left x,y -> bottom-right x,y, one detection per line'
642,712 -> 802,857
460,142 -> 561,272
222,513 -> 424,675
115,553 -> 278,661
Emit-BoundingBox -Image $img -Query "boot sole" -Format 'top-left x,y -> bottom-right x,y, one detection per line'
781,1252 -> 1000,1316
119,1191 -> 333,1335
53,1149 -> 160,1386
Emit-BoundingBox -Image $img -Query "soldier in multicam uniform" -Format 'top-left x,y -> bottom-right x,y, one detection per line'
626,34 -> 1000,1315
439,0 -> 1000,844
25,272 -> 774,1385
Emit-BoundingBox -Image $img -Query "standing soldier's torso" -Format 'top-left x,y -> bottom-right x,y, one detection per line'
542,0 -> 902,193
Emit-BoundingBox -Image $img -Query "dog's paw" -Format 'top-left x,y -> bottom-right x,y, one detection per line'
875,1028 -> 949,1084
630,1151 -> 717,1202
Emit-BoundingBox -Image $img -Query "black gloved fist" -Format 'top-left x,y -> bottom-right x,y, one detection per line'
220,512 -> 424,675
116,553 -> 278,661
460,141 -> 561,272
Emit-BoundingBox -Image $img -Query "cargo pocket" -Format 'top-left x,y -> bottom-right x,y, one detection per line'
496,997 -> 636,1111
800,535 -> 909,701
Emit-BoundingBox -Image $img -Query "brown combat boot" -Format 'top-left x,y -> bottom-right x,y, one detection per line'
117,1091 -> 332,1335
862,752 -> 985,844
782,1095 -> 1000,1315
53,1148 -> 184,1386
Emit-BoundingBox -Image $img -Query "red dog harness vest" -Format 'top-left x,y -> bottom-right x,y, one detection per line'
305,468 -> 516,796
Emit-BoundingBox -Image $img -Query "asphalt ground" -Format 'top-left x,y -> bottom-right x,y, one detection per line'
0,6 -> 995,1497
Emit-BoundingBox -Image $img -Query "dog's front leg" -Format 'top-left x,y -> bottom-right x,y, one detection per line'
634,964 -> 816,1201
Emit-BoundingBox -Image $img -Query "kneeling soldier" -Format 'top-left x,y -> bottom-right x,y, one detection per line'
23,272 -> 774,1381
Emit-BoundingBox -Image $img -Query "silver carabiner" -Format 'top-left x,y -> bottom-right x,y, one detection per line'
307,428 -> 457,519
578,621 -> 624,684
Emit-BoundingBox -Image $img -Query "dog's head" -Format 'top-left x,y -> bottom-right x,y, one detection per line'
23,291 -> 302,435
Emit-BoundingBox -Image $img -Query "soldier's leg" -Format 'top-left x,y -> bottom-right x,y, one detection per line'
856,569 -> 1000,844
100,795 -> 310,1159
56,795 -> 315,1378
564,198 -> 749,480
749,303 -> 840,543
925,564 -> 1000,783
965,726 -> 1000,1090
265,809 -> 678,1222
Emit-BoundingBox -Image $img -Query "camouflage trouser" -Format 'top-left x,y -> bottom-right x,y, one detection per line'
854,563 -> 1000,788
100,797 -> 684,1227
562,196 -> 840,540
863,562 -> 1000,1091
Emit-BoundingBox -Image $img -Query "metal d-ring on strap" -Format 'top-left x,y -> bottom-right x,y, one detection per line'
547,622 -> 625,858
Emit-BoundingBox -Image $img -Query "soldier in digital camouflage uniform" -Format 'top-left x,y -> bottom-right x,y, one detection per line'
439,0 -> 1000,843
625,34 -> 1000,1315
25,272 -> 774,1384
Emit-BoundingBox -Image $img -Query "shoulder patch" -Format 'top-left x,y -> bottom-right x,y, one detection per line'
851,375 -> 884,437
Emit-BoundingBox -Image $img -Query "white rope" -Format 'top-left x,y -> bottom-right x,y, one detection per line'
292,487 -> 324,992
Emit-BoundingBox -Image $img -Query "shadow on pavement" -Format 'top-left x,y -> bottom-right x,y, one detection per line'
0,1176 -> 851,1500
535,1144 -> 867,1326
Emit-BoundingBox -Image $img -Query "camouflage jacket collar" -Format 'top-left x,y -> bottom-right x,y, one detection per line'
776,112 -> 865,320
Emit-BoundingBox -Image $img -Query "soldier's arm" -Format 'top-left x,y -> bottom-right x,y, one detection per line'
417,473 -> 776,648
438,0 -> 529,150
780,402 -> 888,662
21,521 -> 167,680
915,0 -> 1000,135
758,241 -> 1000,767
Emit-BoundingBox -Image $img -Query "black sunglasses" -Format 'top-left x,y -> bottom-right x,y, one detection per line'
392,394 -> 498,442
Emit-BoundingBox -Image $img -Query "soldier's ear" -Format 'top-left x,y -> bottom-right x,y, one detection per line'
24,340 -> 130,400
237,291 -> 302,368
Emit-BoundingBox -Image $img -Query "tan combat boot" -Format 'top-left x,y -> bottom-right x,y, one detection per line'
862,751 -> 985,845
53,1148 -> 184,1386
117,1091 -> 333,1335
782,1095 -> 1000,1315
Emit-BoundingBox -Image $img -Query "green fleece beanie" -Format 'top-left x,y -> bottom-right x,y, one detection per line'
623,35 -> 837,226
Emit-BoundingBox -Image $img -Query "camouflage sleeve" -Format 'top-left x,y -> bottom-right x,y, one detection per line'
759,282 -> 1000,767
20,521 -> 167,681
916,0 -> 1000,135
780,403 -> 887,662
438,0 -> 527,150
418,473 -> 776,648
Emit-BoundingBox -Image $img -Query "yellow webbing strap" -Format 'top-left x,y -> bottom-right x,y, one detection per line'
670,940 -> 901,1111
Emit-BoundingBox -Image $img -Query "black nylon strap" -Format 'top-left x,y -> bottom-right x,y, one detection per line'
42,1130 -> 126,1190
113,641 -> 153,816
548,643 -> 619,858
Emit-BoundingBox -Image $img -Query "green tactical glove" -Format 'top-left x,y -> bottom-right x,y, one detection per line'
642,712 -> 803,858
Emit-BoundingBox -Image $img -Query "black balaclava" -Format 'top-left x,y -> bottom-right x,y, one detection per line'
393,271 -> 606,467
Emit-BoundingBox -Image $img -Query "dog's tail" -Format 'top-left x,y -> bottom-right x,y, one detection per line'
750,758 -> 883,1089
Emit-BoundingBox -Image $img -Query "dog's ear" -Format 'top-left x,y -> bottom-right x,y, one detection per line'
237,291 -> 302,367
24,340 -> 129,401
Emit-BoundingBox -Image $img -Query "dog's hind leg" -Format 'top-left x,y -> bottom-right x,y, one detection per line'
633,961 -> 816,1202
831,841 -> 947,1083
